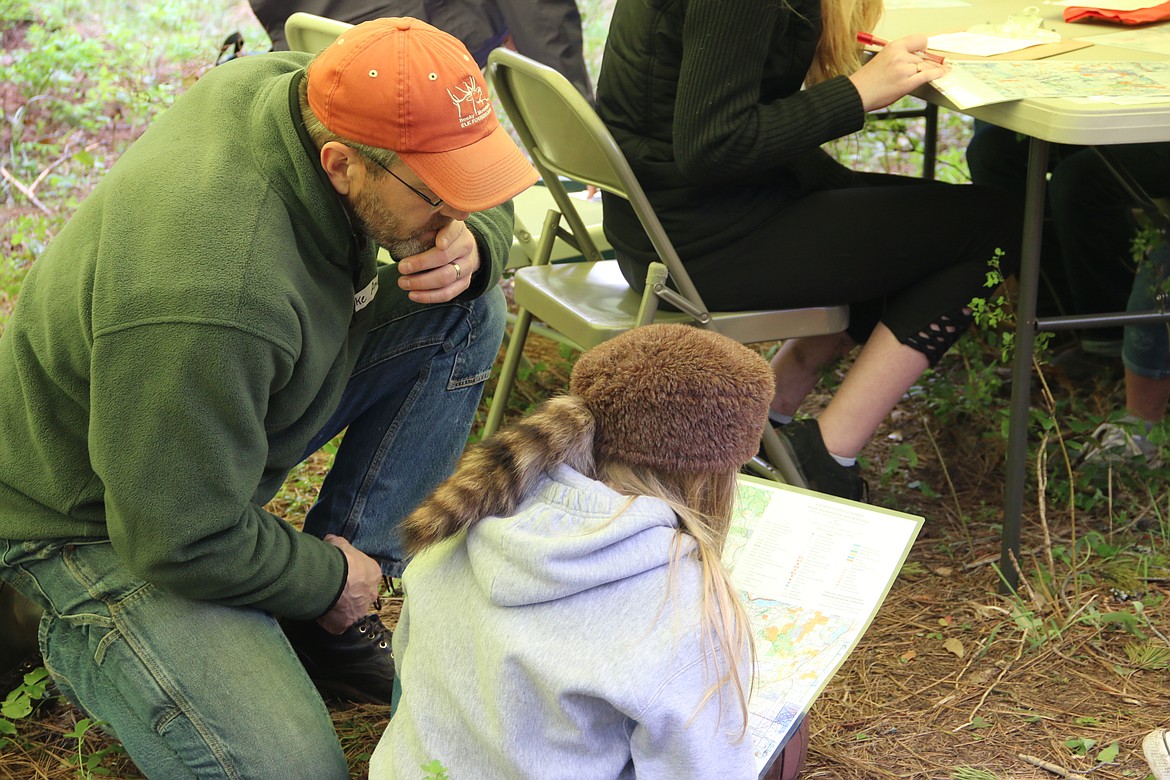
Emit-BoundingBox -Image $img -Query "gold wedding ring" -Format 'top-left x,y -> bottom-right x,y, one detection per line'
452,261 -> 463,280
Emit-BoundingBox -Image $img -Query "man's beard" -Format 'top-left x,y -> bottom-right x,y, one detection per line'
350,186 -> 449,260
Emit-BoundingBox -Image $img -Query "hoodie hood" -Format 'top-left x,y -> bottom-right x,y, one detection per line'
466,465 -> 695,607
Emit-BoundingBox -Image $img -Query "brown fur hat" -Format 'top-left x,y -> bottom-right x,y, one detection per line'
568,324 -> 774,473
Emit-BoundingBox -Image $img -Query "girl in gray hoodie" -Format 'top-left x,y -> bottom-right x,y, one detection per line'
370,323 -> 801,779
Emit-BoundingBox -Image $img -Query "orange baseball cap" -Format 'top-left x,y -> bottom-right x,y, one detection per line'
307,17 -> 538,213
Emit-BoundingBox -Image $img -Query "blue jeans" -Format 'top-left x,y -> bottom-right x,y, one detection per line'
300,285 -> 506,573
0,285 -> 506,778
1,538 -> 346,779
1125,242 -> 1170,380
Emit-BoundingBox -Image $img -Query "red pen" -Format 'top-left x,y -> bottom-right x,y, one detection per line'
857,31 -> 946,65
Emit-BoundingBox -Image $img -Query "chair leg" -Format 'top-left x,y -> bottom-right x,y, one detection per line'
482,307 -> 535,438
759,425 -> 809,488
743,455 -> 783,482
502,310 -> 537,376
636,262 -> 669,326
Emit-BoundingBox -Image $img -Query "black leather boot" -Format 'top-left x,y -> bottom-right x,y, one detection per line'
283,613 -> 395,705
0,581 -> 43,680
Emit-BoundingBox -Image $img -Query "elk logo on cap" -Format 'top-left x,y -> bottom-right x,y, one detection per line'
448,77 -> 492,129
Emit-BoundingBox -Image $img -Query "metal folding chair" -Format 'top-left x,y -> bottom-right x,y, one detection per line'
284,12 -> 353,53
484,49 -> 850,485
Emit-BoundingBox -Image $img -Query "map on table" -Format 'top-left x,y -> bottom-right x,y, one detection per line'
929,60 -> 1170,108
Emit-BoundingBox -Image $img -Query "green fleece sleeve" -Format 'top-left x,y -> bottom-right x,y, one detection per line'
460,199 -> 515,299
88,321 -> 346,621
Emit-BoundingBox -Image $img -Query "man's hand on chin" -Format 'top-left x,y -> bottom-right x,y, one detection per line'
395,220 -> 480,303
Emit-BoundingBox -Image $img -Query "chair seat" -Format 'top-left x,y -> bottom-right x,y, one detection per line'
514,260 -> 849,350
508,185 -> 611,269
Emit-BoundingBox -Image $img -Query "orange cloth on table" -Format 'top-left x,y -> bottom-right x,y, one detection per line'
1064,0 -> 1170,24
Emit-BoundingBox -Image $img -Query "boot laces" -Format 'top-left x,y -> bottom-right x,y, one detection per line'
354,613 -> 390,650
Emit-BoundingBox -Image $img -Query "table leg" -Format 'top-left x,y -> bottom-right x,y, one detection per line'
923,103 -> 939,181
1000,136 -> 1049,594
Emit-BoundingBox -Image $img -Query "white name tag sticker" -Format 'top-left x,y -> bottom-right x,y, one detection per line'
354,276 -> 379,312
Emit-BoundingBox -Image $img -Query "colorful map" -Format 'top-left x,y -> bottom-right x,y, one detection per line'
931,60 -> 1170,109
727,478 -> 923,774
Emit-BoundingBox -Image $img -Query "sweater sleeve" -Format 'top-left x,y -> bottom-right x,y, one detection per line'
459,199 -> 514,300
628,649 -> 757,778
673,0 -> 865,182
88,320 -> 346,621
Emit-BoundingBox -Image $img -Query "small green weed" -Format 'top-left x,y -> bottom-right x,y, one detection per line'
63,717 -> 125,779
1124,641 -> 1170,670
0,666 -> 52,741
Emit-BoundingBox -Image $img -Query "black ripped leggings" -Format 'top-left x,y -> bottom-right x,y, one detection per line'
619,174 -> 1021,367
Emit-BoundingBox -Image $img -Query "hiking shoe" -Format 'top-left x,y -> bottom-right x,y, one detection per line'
284,613 -> 395,705
1144,728 -> 1170,780
1077,418 -> 1160,469
776,419 -> 867,502
0,582 -> 42,679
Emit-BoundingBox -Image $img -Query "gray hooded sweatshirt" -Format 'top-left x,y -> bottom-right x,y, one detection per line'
370,464 -> 755,779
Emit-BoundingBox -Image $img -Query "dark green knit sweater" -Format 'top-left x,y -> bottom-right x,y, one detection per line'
597,0 -> 866,262
0,52 -> 512,620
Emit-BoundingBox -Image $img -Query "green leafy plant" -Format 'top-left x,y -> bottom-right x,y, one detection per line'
63,718 -> 125,779
0,666 -> 52,741
421,759 -> 450,779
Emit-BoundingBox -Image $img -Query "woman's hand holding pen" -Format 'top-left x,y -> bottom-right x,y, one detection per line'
848,34 -> 946,112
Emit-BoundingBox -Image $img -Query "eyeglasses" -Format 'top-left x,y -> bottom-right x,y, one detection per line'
370,158 -> 443,208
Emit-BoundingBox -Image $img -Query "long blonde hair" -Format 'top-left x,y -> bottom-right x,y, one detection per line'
806,0 -> 884,85
598,462 -> 755,735
401,394 -> 755,735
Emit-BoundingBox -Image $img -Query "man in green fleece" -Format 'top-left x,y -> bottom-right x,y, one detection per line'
0,17 -> 536,778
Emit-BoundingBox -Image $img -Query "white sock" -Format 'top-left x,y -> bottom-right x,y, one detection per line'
769,411 -> 793,426
829,452 -> 856,468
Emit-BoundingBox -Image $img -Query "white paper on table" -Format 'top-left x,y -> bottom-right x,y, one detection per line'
1075,26 -> 1170,56
927,31 -> 1056,56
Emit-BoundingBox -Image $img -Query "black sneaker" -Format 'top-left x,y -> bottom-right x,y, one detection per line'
283,613 -> 395,705
776,419 -> 867,502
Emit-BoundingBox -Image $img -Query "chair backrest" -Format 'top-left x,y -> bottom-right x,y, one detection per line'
487,48 -> 712,317
284,12 -> 353,53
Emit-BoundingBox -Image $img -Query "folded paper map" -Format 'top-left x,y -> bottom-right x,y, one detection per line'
929,59 -> 1170,108
727,476 -> 923,777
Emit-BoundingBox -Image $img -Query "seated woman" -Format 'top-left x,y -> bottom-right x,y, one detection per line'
596,0 -> 1020,500
370,324 -> 806,779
